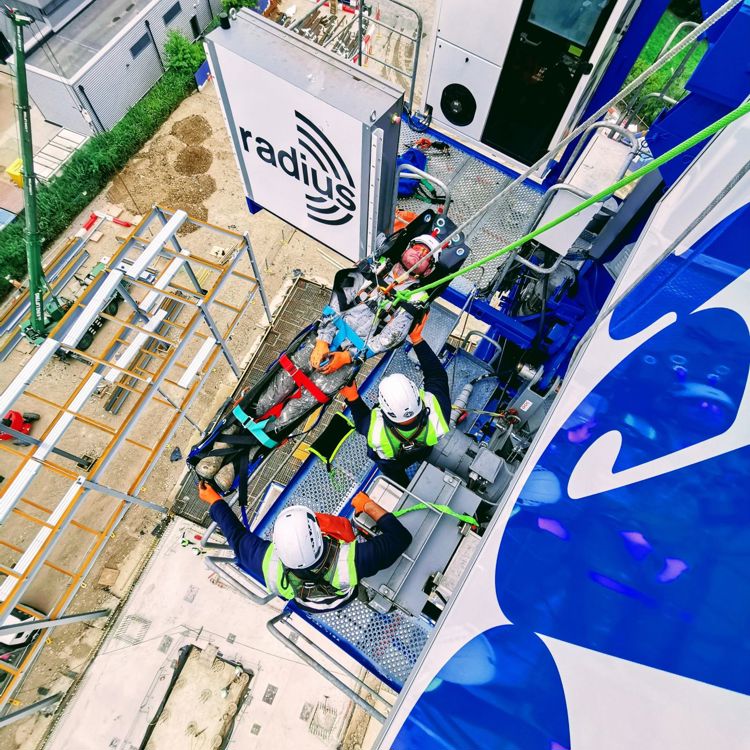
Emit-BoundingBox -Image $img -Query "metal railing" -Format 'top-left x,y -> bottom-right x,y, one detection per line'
616,20 -> 701,128
267,612 -> 393,721
288,0 -> 423,111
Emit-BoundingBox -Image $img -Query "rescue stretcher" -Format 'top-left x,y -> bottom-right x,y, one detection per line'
186,210 -> 470,513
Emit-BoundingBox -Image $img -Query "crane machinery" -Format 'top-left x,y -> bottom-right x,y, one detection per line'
6,8 -> 71,346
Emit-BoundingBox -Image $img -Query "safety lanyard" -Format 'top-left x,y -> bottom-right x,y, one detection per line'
393,501 -> 477,527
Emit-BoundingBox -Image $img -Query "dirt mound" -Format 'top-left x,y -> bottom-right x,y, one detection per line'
165,174 -> 215,234
171,114 -> 213,145
174,145 -> 213,175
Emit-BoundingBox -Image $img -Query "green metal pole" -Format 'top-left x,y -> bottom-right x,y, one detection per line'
10,11 -> 46,337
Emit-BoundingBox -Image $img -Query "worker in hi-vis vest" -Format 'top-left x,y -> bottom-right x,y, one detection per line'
340,315 -> 451,487
199,485 -> 411,612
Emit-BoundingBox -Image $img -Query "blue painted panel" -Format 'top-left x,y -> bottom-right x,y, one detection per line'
688,5 -> 750,107
647,96 -> 729,186
494,203 -> 750,695
392,627 -> 570,750
701,0 -> 743,43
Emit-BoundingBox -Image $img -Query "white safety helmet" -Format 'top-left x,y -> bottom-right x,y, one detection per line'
272,505 -> 324,570
401,233 -> 442,277
378,374 -> 423,424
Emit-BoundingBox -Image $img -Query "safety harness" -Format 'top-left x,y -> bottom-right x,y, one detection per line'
261,515 -> 359,612
367,391 -> 449,460
322,305 -> 376,359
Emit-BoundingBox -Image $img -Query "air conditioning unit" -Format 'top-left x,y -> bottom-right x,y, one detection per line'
425,0 -> 521,142
426,41 -> 502,142
424,0 -> 640,166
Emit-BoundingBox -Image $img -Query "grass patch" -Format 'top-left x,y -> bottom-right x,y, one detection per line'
0,37 -> 204,300
621,8 -> 707,126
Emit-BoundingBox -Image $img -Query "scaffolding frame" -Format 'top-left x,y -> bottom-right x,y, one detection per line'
0,206 -> 271,720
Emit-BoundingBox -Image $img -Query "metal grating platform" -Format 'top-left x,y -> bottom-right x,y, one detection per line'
173,278 -> 337,525
398,123 -> 546,286
245,304 -> 502,690
311,600 -> 433,688
253,302 -> 461,536
293,347 -> 494,689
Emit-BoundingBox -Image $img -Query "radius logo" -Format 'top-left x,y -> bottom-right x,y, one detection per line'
239,110 -> 357,226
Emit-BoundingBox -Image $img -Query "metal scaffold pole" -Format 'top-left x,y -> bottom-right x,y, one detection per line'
8,10 -> 45,337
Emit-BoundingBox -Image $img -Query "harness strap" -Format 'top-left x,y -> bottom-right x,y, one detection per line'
393,502 -> 478,527
231,405 -> 279,449
279,354 -> 329,404
322,306 -> 376,358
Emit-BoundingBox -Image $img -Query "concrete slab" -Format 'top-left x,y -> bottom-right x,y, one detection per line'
142,645 -> 250,749
46,519 -> 376,750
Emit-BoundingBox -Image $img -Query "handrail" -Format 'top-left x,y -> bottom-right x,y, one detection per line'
267,612 -> 390,721
356,0 -> 423,112
398,164 -> 451,214
617,21 -> 699,129
520,182 -> 593,242
290,0 -> 328,29
200,492 -> 276,604
658,20 -> 700,60
204,554 -> 276,605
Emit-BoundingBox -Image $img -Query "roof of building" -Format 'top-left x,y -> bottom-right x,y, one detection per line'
26,0 -> 154,79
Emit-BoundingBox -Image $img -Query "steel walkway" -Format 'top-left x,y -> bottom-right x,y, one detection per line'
397,122 -> 546,287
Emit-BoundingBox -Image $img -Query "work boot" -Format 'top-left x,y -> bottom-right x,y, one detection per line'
195,424 -> 240,478
214,463 -> 236,492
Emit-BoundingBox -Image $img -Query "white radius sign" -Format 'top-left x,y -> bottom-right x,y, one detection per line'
213,45 -> 364,257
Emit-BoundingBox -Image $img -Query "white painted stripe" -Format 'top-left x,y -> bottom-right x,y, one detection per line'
105,309 -> 169,383
127,211 -> 187,280
0,338 -> 59,416
140,257 -> 187,313
0,481 -> 83,601
177,336 -> 216,388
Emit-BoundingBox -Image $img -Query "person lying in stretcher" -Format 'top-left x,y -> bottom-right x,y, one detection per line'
188,210 -> 469,498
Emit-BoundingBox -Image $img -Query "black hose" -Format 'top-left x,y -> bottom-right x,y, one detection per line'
533,255 -> 551,346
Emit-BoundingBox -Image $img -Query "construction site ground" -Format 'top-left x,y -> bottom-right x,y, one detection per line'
0,2 -> 440,744
43,518 -> 390,750
0,84 -> 354,750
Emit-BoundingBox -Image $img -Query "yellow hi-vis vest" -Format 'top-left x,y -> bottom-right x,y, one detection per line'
367,390 -> 449,460
261,540 -> 358,612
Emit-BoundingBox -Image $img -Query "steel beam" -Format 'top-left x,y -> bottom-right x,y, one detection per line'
126,210 -> 187,280
81,479 -> 168,515
197,301 -> 240,378
243,233 -> 273,323
0,609 -> 109,637
0,425 -> 89,466
0,693 -> 62,729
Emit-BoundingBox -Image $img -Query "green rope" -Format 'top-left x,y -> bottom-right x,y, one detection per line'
396,100 -> 750,304
393,500 -> 478,527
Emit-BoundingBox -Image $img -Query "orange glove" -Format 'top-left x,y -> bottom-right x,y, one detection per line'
339,382 -> 359,401
408,313 -> 429,344
310,339 -> 330,369
198,480 -> 222,505
320,350 -> 352,374
352,491 -> 370,514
